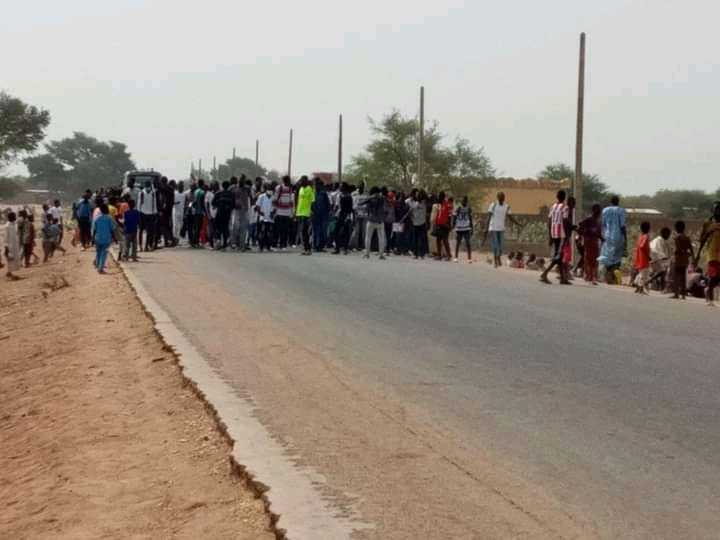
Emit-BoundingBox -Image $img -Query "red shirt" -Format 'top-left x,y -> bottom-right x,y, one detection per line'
635,233 -> 650,270
436,201 -> 452,226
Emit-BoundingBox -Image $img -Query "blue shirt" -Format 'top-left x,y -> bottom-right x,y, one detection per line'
123,208 -> 140,235
93,214 -> 115,245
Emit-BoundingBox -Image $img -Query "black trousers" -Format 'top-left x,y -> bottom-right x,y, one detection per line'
298,217 -> 311,252
275,215 -> 291,248
215,212 -> 231,247
140,213 -> 157,250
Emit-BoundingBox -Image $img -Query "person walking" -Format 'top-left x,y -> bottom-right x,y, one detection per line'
599,195 -> 627,283
332,183 -> 354,255
540,190 -> 571,284
4,211 -> 21,280
408,191 -> 428,259
75,190 -> 94,249
212,181 -> 235,250
255,184 -> 276,252
577,203 -> 602,284
92,204 -> 116,274
432,192 -> 453,261
671,220 -> 694,300
312,179 -> 330,252
138,180 -> 158,251
350,183 -> 368,250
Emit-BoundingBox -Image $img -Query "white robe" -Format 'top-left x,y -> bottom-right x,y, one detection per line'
173,190 -> 185,238
4,223 -> 21,272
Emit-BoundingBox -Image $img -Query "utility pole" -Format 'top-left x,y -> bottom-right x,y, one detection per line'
287,129 -> 293,178
574,32 -> 586,222
337,114 -> 343,184
418,86 -> 425,188
213,155 -> 217,181
198,159 -> 202,179
255,139 -> 259,169
232,147 -> 236,160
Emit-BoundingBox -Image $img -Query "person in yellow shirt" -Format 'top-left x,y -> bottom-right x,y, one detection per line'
295,176 -> 315,255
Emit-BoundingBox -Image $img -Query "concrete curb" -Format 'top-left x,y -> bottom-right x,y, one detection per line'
110,250 -> 366,540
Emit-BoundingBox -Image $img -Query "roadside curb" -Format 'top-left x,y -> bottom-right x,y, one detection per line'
110,250 -> 363,540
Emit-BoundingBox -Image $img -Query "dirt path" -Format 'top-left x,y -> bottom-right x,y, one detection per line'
0,248 -> 276,540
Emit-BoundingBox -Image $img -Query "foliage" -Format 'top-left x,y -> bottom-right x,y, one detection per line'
624,190 -> 717,218
212,156 -> 271,182
0,176 -> 23,200
0,91 -> 51,164
538,163 -> 611,210
347,109 -> 495,193
24,132 -> 135,194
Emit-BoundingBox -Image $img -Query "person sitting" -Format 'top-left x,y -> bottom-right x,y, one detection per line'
510,251 -> 525,269
507,251 -> 516,266
526,253 -> 540,270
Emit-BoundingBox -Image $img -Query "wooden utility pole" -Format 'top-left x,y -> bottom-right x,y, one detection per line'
213,155 -> 217,180
198,159 -> 202,178
337,114 -> 343,184
574,32 -> 586,221
255,139 -> 259,169
287,129 -> 294,178
232,147 -> 236,160
418,86 -> 425,187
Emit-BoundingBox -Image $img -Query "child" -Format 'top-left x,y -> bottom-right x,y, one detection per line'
453,196 -> 473,263
4,211 -> 21,280
526,253 -> 539,270
510,251 -> 525,269
633,222 -> 651,294
41,214 -> 55,262
51,218 -> 65,256
672,220 -> 694,300
92,204 -> 115,274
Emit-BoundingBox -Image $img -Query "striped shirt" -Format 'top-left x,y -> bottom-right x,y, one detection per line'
549,202 -> 569,239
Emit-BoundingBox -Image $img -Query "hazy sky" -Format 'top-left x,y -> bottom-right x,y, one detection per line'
3,0 -> 719,195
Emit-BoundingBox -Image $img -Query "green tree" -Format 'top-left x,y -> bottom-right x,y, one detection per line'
24,132 -> 135,193
538,163 -> 610,210
0,176 -> 23,200
347,110 -> 495,192
0,91 -> 51,164
215,156 -> 269,182
652,189 -> 715,218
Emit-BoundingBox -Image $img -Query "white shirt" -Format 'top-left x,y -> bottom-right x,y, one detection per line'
488,202 -> 511,232
49,206 -> 63,224
256,193 -> 274,222
205,191 -> 217,219
138,189 -> 157,215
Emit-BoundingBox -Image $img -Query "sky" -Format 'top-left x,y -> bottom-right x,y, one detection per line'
2,0 -> 719,195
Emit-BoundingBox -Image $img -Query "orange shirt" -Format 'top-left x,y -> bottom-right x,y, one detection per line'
634,233 -> 650,270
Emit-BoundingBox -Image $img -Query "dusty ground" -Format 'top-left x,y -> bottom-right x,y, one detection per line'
0,247 -> 276,540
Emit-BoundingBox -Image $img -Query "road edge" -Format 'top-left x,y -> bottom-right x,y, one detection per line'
110,250 -> 363,540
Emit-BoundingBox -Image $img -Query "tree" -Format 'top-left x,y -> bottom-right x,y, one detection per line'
652,189 -> 715,218
0,176 -> 23,200
347,110 -> 495,192
24,132 -> 135,194
215,156 -> 268,182
538,163 -> 611,210
0,91 -> 51,164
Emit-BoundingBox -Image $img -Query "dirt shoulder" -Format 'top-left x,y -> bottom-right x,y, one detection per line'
0,247 -> 276,540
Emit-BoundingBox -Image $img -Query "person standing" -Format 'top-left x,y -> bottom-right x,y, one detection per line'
383,188 -> 396,255
432,192 -> 453,261
75,190 -> 94,249
649,227 -> 672,290
4,211 -> 21,280
360,186 -> 386,260
255,184 -> 275,252
672,220 -> 694,300
312,179 -> 330,252
351,183 -> 368,250
273,176 -> 295,250
92,204 -> 115,274
599,195 -> 627,283
189,180 -> 206,248
122,199 -> 140,261
172,180 -> 186,242
484,192 -> 518,268
540,190 -> 571,284
212,181 -> 235,250
157,176 -> 175,248
296,176 -> 315,255
138,181 -> 158,251
577,203 -> 602,284
231,178 -> 252,251
695,201 -> 720,305
332,183 -> 354,255
633,222 -> 652,294
453,196 -> 473,262
408,191 -> 428,259
49,199 -> 64,246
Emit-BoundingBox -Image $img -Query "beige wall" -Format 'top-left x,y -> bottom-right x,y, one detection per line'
467,178 -> 571,216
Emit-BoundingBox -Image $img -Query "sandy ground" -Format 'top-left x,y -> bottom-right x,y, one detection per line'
0,247 -> 276,540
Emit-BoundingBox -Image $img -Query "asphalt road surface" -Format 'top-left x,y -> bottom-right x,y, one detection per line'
129,247 -> 720,540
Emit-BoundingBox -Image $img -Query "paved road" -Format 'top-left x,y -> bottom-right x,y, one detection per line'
129,248 -> 720,540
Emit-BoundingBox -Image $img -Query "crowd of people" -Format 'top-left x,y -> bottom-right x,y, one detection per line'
4,174 -> 719,307
532,189 -> 720,305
